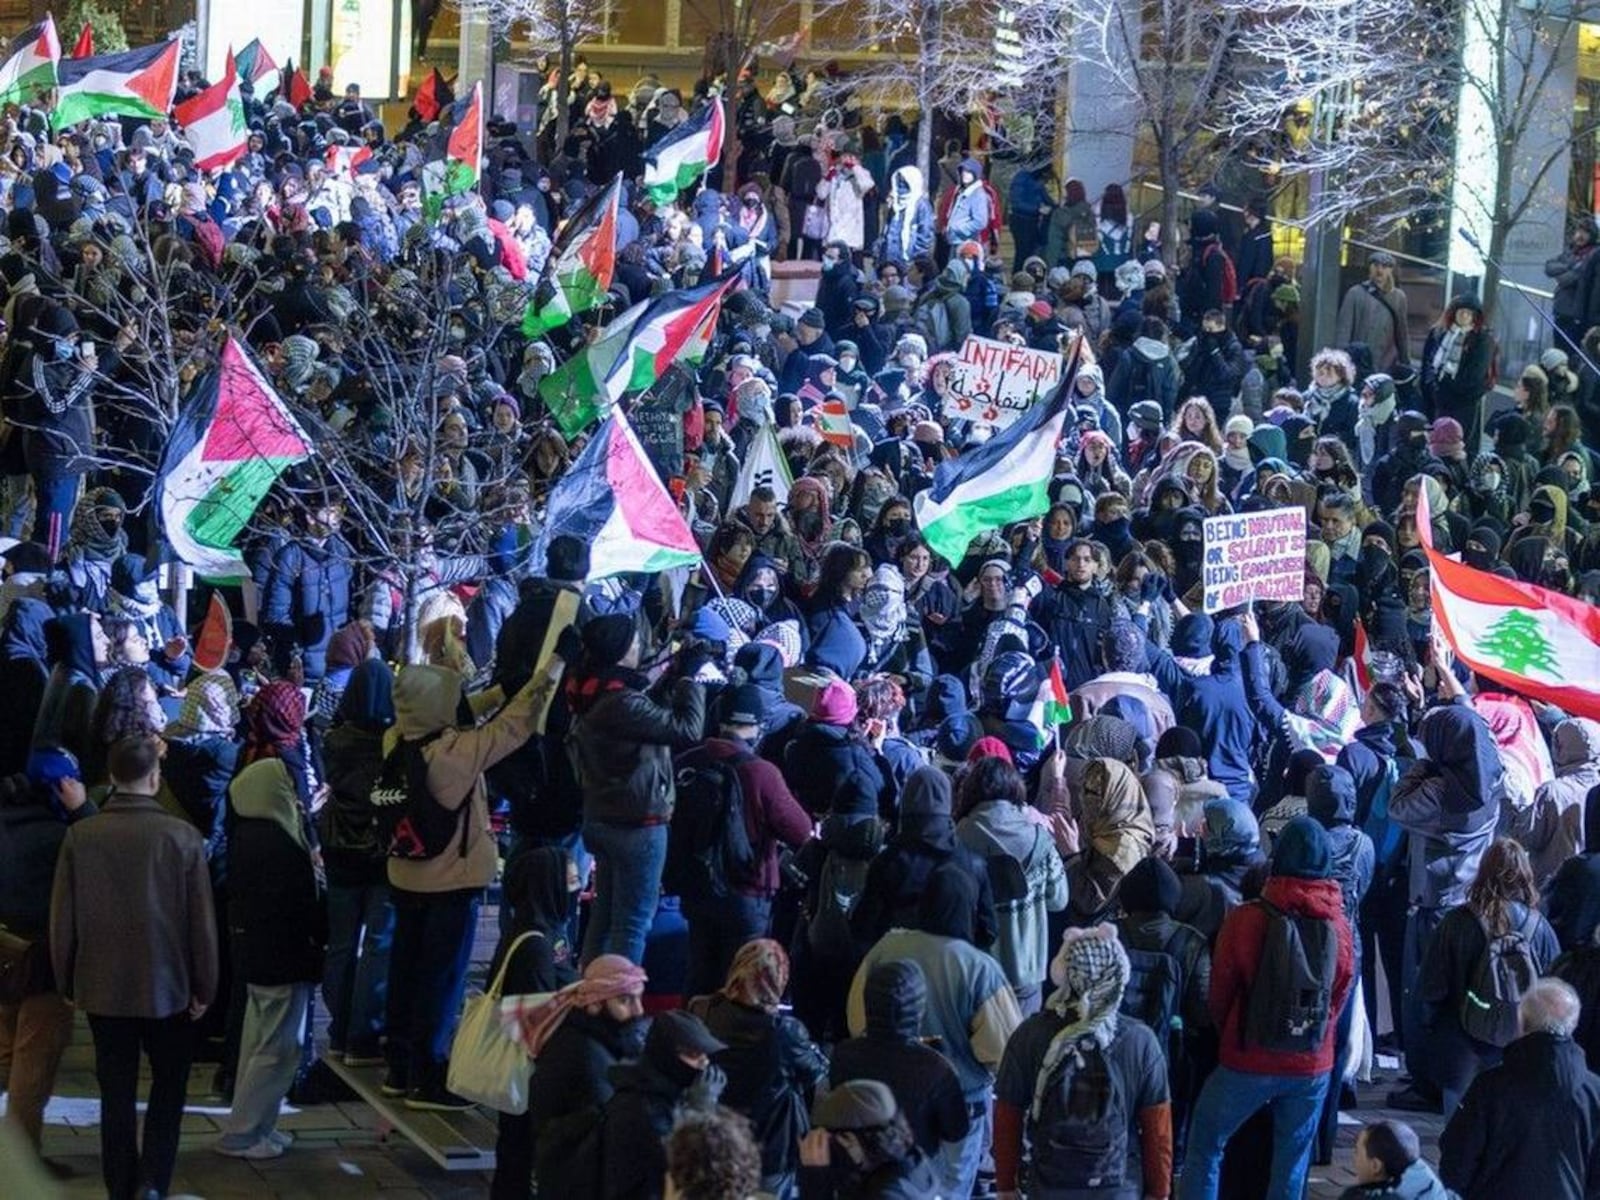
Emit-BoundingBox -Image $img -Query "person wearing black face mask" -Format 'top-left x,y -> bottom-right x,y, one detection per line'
864,498 -> 915,564
1370,411 -> 1440,517
1172,506 -> 1207,597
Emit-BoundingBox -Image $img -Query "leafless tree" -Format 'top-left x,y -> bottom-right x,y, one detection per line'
450,0 -> 606,151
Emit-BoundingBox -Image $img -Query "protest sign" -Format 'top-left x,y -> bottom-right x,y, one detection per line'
1202,506 -> 1307,613
940,335 -> 1062,429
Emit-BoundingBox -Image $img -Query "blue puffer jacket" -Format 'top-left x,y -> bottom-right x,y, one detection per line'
264,535 -> 354,681
1146,616 -> 1257,803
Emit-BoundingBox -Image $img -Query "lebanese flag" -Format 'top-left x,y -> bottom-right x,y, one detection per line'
174,51 -> 248,171
522,173 -> 621,336
156,337 -> 313,577
814,399 -> 854,449
70,22 -> 93,59
52,39 -> 179,129
533,409 -> 702,579
1420,484 -> 1600,719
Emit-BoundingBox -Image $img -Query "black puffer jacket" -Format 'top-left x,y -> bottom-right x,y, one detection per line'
0,790 -> 97,941
601,1027 -> 714,1200
1548,798 -> 1600,953
694,992 -> 828,1178
1390,702 -> 1501,910
827,958 -> 971,1157
567,671 -> 705,825
784,720 -> 889,817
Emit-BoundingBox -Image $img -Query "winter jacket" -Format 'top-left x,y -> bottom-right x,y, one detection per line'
1419,901 -> 1559,1043
1031,581 -> 1115,691
694,993 -> 828,1178
817,161 -> 875,251
1306,765 -> 1376,938
1389,702 -> 1502,910
1072,671 -> 1177,737
1116,910 -> 1213,1035
912,264 -> 973,352
568,673 -> 706,827
530,1009 -> 643,1196
784,721 -> 889,818
1337,1160 -> 1458,1200
956,800 -> 1069,992
806,602 -> 868,678
878,167 -> 936,266
1512,718 -> 1600,886
852,822 -> 999,951
1146,622 -> 1257,803
1440,1032 -> 1600,1200
675,737 -> 813,898
0,793 -> 97,945
829,958 -> 971,1157
227,810 -> 327,987
1107,335 -> 1181,419
1547,797 -> 1600,952
159,735 -> 236,871
1335,281 -> 1412,371
945,166 -> 992,245
601,1049 -> 706,1199
263,535 -> 354,680
1210,873 -> 1355,1077
1180,330 -> 1248,405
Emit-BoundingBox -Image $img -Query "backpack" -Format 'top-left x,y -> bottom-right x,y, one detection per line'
807,819 -> 885,953
1461,906 -> 1541,1048
1241,899 -> 1337,1053
1028,1034 -> 1130,1191
1202,243 -> 1239,306
663,753 -> 757,902
1122,354 -> 1154,408
378,733 -> 467,861
1120,934 -> 1184,1043
916,297 -> 953,352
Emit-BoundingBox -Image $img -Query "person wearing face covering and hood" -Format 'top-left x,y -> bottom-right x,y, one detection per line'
104,552 -> 190,690
487,845 -> 582,1200
1063,758 -> 1157,927
856,564 -> 933,700
1386,702 -> 1503,1110
0,596 -> 51,774
163,671 -> 243,867
849,863 -> 1024,1200
877,165 -> 934,268
1509,718 -> 1600,887
1175,797 -> 1266,943
32,612 -> 103,767
993,924 -> 1173,1200
852,765 -> 998,949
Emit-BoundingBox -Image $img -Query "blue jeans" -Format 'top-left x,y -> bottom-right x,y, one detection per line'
386,888 -> 480,1078
1179,1065 -> 1328,1200
582,821 -> 667,967
683,893 -> 772,999
323,882 -> 395,1054
937,1092 -> 991,1200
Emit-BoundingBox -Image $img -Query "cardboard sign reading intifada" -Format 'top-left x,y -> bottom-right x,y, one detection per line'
1202,506 -> 1307,613
940,336 -> 1063,428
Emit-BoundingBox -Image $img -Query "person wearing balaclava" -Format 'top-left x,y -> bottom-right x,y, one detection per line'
848,863 -> 1023,1200
61,487 -> 129,612
852,765 -> 997,949
601,1009 -> 728,1199
1385,699 -> 1503,1112
994,924 -> 1174,1200
1180,816 -> 1354,1200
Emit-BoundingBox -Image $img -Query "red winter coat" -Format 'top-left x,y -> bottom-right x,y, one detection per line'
1209,874 -> 1355,1077
675,737 -> 813,899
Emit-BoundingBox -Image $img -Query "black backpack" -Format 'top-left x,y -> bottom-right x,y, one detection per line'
1120,935 -> 1184,1043
663,753 -> 757,902
377,733 -> 466,861
1241,899 -> 1337,1054
1029,1034 -> 1130,1191
1461,907 -> 1540,1048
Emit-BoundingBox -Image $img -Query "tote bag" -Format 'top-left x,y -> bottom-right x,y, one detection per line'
447,931 -> 541,1113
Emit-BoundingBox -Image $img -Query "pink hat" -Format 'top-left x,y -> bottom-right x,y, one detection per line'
813,679 -> 858,726
1428,416 -> 1464,455
967,736 -> 1014,765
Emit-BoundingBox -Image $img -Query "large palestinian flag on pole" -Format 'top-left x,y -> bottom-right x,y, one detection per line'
53,39 -> 180,129
173,51 -> 247,171
0,18 -> 60,110
424,80 -> 482,220
539,272 -> 736,437
642,103 -> 724,206
522,173 -> 621,337
234,38 -> 278,87
914,346 -> 1081,565
533,409 -> 702,579
1419,485 -> 1600,720
157,337 -> 313,577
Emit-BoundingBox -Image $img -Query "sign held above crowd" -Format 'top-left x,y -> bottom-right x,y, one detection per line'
1201,507 -> 1307,613
939,335 -> 1063,429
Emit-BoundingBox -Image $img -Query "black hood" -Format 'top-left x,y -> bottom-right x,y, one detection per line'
863,959 -> 927,1040
1586,783 -> 1600,853
1,597 -> 51,666
504,845 -> 572,934
916,862 -> 976,941
1420,704 -> 1502,813
733,640 -> 785,696
44,612 -> 98,684
1306,764 -> 1357,827
1280,622 -> 1339,692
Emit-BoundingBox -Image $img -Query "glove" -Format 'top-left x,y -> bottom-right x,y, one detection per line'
677,638 -> 714,680
683,1063 -> 726,1111
554,624 -> 583,664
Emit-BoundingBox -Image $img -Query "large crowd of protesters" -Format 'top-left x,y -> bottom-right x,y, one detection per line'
5,43 -> 1600,1200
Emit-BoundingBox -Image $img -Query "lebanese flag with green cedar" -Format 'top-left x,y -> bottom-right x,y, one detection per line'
522,173 -> 621,337
53,39 -> 179,130
174,50 -> 247,172
157,336 -> 312,578
0,17 -> 60,110
539,273 -> 735,437
1420,484 -> 1600,719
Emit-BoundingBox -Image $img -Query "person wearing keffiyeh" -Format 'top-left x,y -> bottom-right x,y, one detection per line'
992,924 -> 1173,1200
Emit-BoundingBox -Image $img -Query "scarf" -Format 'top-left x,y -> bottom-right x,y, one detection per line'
105,586 -> 164,653
1304,383 -> 1346,428
510,954 -> 648,1057
1281,669 -> 1362,762
168,671 -> 239,738
723,938 -> 788,1012
244,679 -> 307,763
860,564 -> 908,648
1082,758 -> 1156,876
1355,396 -> 1395,466
1033,925 -> 1129,1120
1432,326 -> 1466,380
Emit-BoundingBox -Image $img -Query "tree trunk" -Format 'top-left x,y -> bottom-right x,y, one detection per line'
916,0 -> 941,182
1159,139 -> 1181,268
555,41 -> 572,155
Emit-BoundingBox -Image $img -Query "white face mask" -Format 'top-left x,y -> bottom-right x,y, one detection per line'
839,355 -> 857,373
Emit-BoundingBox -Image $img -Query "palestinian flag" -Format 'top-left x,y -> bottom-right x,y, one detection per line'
534,409 -> 702,579
157,336 -> 313,578
539,273 -> 736,437
1044,657 -> 1073,727
1419,485 -> 1600,721
425,80 -> 482,220
642,102 -> 725,206
173,51 -> 248,172
70,22 -> 93,60
235,39 -> 278,86
0,18 -> 60,110
53,39 -> 180,130
914,344 -> 1080,566
413,66 -> 452,122
522,174 -> 621,337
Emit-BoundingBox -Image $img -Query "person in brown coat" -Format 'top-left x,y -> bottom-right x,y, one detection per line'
50,734 -> 218,1200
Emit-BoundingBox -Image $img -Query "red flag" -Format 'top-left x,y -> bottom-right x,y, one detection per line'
413,66 -> 452,122
70,21 -> 93,59
282,61 -> 311,109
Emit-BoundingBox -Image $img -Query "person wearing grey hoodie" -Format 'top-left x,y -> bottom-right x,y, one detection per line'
1107,316 -> 1180,419
1511,717 -> 1600,887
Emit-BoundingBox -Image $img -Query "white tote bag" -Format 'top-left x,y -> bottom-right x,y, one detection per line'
447,931 -> 540,1113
